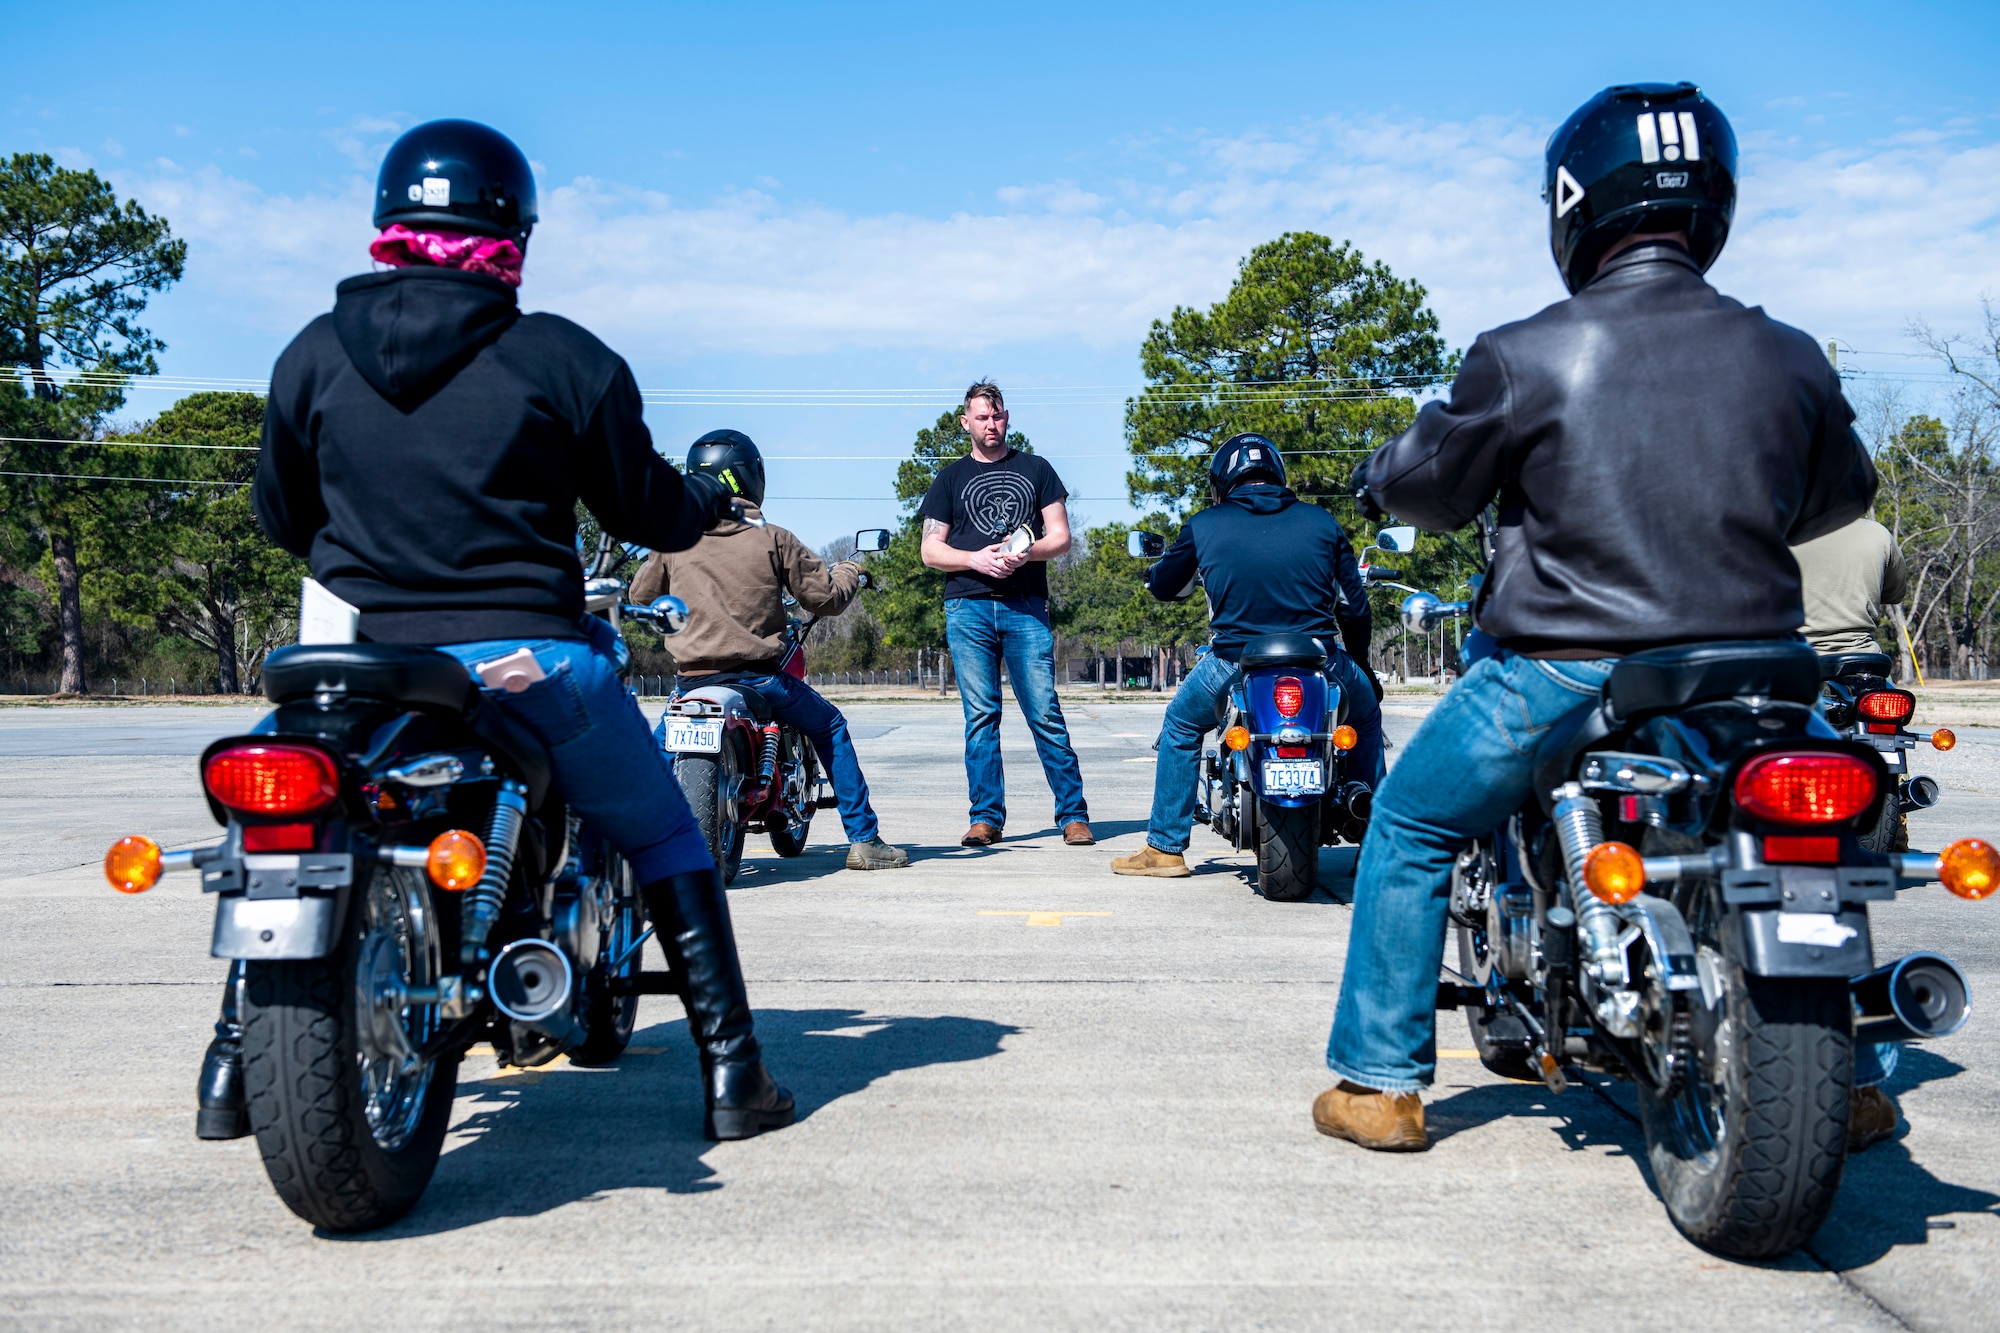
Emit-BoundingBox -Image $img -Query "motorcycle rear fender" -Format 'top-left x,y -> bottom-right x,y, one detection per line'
1724,904 -> 1875,978
677,684 -> 762,725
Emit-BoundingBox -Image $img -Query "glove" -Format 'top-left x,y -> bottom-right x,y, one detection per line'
682,472 -> 735,529
1349,467 -> 1384,525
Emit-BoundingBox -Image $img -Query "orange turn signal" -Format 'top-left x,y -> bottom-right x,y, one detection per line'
1331,724 -> 1359,751
1224,725 -> 1251,751
1582,841 -> 1645,904
1932,728 -> 1957,752
105,835 -> 163,894
426,829 -> 487,892
1939,837 -> 2000,900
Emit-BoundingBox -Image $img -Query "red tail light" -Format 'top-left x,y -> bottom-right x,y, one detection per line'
1734,751 -> 1877,826
1855,690 -> 1915,725
204,744 -> 339,816
1273,677 -> 1304,718
243,823 -> 316,852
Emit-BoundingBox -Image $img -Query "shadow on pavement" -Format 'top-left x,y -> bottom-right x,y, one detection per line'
1810,1046 -> 2000,1269
1422,1077 -> 1645,1157
340,1007 -> 1017,1240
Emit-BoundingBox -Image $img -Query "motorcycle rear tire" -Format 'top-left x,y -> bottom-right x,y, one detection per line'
239,867 -> 458,1233
1453,925 -> 1537,1082
676,737 -> 747,886
767,732 -> 817,858
572,849 -> 643,1066
1256,799 -> 1319,902
1636,964 -> 1851,1258
1858,795 -> 1901,855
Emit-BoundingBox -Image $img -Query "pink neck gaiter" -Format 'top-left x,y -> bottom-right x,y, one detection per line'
370,224 -> 524,287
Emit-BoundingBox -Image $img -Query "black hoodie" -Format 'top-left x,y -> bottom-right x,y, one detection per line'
255,267 -> 708,644
1145,483 -> 1368,662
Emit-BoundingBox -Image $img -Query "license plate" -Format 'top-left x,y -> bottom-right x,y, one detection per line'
1883,749 -> 1904,771
1262,759 -> 1324,795
664,718 -> 722,752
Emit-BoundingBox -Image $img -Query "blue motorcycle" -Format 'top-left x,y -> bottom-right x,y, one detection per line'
1128,531 -> 1389,901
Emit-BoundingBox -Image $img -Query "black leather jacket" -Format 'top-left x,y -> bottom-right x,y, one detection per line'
1359,244 -> 1876,656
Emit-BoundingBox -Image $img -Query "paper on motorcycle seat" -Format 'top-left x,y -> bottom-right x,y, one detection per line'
299,578 -> 359,645
474,647 -> 547,694
1004,526 -> 1033,556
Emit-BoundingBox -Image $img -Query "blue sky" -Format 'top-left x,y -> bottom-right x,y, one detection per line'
9,1 -> 2000,543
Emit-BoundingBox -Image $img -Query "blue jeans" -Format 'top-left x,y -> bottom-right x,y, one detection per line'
1147,647 -> 1386,853
944,596 -> 1088,829
437,616 -> 712,885
657,672 -> 881,844
1327,651 -> 1615,1091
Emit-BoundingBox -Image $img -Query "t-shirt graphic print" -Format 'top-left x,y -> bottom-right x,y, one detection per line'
918,449 -> 1069,600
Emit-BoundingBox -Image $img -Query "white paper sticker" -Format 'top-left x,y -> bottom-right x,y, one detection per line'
1775,913 -> 1858,948
231,898 -> 303,931
422,176 -> 451,206
299,578 -> 360,645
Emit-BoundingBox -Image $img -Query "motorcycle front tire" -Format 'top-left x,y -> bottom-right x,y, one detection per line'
572,849 -> 643,1066
1256,798 -> 1319,902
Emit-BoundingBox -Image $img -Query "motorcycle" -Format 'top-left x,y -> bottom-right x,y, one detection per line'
1400,515 -> 1997,1258
1126,528 -> 1398,901
1815,651 -> 1955,852
101,590 -> 698,1232
658,528 -> 891,884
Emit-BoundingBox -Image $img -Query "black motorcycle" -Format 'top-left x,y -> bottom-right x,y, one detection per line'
1400,519 -> 1995,1258
1815,651 -> 1955,852
104,593 -> 694,1232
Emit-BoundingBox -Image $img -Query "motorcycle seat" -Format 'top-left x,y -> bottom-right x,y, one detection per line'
1819,651 -> 1894,682
679,673 -> 776,724
1605,640 -> 1822,723
1238,633 -> 1328,671
263,643 -> 474,711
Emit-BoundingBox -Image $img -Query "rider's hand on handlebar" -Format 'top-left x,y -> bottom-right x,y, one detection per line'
682,472 -> 737,529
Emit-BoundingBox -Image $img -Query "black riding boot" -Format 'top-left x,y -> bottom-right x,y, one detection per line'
642,868 -> 795,1141
196,960 -> 250,1140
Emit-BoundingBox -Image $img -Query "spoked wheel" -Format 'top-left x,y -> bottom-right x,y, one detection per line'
1450,843 -> 1536,1081
676,733 -> 748,885
1256,798 -> 1318,901
767,729 -> 818,858
572,848 -> 645,1066
1635,879 -> 1851,1258
240,864 -> 458,1232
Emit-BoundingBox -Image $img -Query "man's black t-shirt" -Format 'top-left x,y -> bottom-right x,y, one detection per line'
918,450 -> 1068,600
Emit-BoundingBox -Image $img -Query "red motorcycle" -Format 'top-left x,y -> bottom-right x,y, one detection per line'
656,528 -> 889,883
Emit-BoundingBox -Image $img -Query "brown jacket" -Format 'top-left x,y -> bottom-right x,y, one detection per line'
630,505 -> 862,674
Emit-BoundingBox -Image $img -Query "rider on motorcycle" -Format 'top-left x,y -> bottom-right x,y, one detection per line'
629,430 -> 911,870
1312,85 -> 1876,1151
210,119 -> 795,1145
1112,434 -> 1385,877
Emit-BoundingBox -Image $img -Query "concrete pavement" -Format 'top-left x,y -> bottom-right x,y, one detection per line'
2,697 -> 1998,1330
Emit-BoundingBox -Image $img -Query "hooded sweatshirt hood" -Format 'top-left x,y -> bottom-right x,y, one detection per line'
332,267 -> 518,404
1228,481 -> 1295,515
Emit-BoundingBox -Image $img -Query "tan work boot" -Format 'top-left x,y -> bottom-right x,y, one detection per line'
1063,821 -> 1096,846
846,839 -> 910,870
1111,845 -> 1190,877
961,822 -> 1003,847
1850,1084 -> 1899,1152
1312,1080 -> 1428,1152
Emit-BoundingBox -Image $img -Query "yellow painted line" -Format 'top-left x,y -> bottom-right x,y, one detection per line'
1437,1050 -> 1481,1059
979,910 -> 1115,927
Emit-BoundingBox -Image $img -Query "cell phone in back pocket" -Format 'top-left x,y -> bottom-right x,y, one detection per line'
474,647 -> 547,694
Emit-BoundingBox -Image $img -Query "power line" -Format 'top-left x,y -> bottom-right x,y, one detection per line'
0,435 -> 259,452
0,468 -> 245,486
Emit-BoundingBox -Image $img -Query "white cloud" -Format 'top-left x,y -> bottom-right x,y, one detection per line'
114,112 -> 2000,375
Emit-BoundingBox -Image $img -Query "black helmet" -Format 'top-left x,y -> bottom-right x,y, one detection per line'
1545,83 -> 1736,294
1209,433 -> 1287,497
374,119 -> 538,243
687,429 -> 766,509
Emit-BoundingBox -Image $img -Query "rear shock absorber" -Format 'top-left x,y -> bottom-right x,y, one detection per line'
754,722 -> 781,788
1550,782 -> 1624,984
460,778 -> 528,971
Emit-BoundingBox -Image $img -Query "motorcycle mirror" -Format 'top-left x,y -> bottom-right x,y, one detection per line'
1399,591 -> 1442,634
1127,531 -> 1167,559
1376,525 -> 1417,554
651,595 -> 690,636
854,528 -> 891,554
584,576 -> 624,598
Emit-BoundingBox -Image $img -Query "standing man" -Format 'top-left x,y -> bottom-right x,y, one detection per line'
920,381 -> 1093,847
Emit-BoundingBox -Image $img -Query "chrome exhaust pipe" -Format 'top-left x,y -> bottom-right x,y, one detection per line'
1853,952 -> 1970,1044
1338,781 -> 1374,823
1900,775 -> 1941,811
490,938 -> 575,1027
